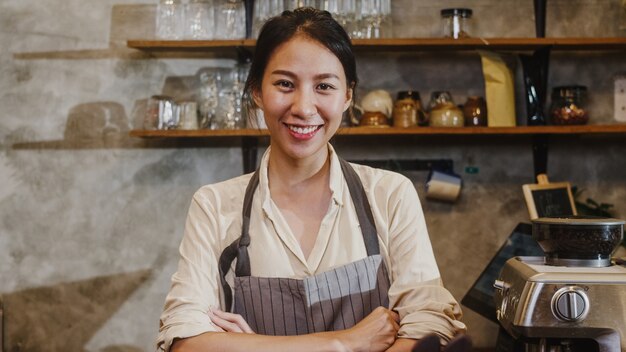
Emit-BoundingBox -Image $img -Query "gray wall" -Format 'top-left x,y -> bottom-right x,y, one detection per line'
1,0 -> 625,350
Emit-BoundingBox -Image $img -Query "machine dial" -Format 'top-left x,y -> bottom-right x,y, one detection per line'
551,286 -> 590,322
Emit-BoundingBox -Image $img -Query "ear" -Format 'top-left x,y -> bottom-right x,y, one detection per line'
252,88 -> 263,110
343,86 -> 353,112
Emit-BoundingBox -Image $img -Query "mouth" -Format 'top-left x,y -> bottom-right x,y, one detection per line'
284,123 -> 324,139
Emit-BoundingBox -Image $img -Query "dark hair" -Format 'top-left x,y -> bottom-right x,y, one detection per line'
243,7 -> 358,124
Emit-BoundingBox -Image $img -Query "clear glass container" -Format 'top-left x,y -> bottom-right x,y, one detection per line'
215,0 -> 246,39
550,86 -> 589,125
428,91 -> 464,127
156,0 -> 185,39
184,0 -> 215,39
441,8 -> 472,39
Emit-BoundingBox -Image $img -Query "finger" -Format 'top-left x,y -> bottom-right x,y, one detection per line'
208,309 -> 244,333
211,308 -> 254,333
389,310 -> 400,323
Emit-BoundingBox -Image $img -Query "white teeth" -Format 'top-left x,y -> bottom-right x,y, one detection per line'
288,125 -> 318,134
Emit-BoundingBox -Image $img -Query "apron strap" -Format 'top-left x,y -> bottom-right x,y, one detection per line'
219,157 -> 379,310
338,158 -> 380,256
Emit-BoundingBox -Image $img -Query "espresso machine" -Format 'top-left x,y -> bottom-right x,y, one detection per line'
494,217 -> 626,352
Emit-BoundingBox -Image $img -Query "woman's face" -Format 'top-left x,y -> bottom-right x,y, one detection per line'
253,35 -> 352,163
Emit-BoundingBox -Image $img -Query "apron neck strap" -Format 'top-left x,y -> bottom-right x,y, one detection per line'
235,157 -> 380,276
338,158 -> 380,256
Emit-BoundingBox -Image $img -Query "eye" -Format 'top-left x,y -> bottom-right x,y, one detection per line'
274,80 -> 294,90
317,83 -> 335,91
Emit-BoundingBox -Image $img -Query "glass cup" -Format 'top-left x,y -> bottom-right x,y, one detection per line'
185,0 -> 215,39
253,0 -> 284,38
324,0 -> 357,34
285,0 -> 320,10
215,0 -> 246,39
358,0 -> 391,39
156,0 -> 185,39
144,95 -> 177,130
196,68 -> 222,129
178,101 -> 199,130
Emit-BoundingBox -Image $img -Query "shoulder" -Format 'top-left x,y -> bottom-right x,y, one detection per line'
348,162 -> 414,195
191,172 -> 254,213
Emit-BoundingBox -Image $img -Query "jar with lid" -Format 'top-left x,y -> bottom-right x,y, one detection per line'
428,91 -> 464,127
463,96 -> 487,126
397,91 -> 427,126
392,97 -> 417,128
441,8 -> 472,39
550,86 -> 589,125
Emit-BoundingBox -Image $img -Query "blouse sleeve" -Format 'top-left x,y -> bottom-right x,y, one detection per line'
156,190 -> 223,352
384,176 -> 467,342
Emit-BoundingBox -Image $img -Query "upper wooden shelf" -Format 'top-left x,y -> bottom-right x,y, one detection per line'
130,124 -> 626,138
127,37 -> 626,52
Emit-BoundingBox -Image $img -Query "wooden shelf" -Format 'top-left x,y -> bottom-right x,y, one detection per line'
127,37 -> 626,52
130,124 -> 626,138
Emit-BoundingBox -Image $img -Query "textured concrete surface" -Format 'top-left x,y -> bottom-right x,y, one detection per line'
1,0 -> 625,350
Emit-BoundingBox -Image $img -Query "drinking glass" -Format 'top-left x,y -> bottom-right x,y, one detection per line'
196,68 -> 222,129
185,0 -> 215,39
253,0 -> 284,38
156,0 -> 185,39
215,0 -> 246,39
285,0 -> 320,10
359,0 -> 390,38
324,0 -> 357,33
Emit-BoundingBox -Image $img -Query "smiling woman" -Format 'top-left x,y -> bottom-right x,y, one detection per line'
156,7 -> 466,352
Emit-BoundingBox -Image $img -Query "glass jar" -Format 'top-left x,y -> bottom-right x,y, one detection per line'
463,96 -> 487,126
185,0 -> 215,39
156,0 -> 185,39
397,91 -> 427,126
550,86 -> 589,125
428,91 -> 464,127
441,8 -> 472,39
215,0 -> 246,39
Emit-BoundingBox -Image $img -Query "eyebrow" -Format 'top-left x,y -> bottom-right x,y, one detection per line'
270,70 -> 340,80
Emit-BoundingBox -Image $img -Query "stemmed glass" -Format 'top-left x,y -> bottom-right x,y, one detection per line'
358,0 -> 391,38
324,0 -> 357,34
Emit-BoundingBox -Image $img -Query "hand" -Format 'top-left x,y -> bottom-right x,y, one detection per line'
208,307 -> 255,334
337,306 -> 400,352
411,334 -> 472,352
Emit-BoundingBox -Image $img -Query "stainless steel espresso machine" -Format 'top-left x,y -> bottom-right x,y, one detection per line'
494,217 -> 626,352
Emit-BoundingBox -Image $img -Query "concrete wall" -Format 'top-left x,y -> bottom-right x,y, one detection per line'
1,0 -> 625,350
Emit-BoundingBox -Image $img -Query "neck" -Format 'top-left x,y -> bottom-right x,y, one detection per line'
267,145 -> 331,193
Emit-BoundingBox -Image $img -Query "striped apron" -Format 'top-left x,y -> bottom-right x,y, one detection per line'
218,159 -> 391,335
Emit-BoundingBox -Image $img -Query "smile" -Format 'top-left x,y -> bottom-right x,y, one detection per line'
288,124 -> 321,134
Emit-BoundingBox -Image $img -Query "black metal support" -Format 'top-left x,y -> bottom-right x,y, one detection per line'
242,137 -> 259,174
348,159 -> 454,173
532,134 -> 549,179
534,0 -> 547,38
244,0 -> 255,39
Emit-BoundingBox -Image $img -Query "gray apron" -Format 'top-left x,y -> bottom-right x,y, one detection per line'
218,159 -> 390,335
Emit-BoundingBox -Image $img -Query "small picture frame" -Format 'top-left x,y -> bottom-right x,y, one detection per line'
522,174 -> 577,219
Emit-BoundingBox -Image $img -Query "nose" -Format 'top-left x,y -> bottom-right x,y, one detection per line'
291,88 -> 317,119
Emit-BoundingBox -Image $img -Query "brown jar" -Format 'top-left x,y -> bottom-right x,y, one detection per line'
463,96 -> 487,126
392,97 -> 417,127
397,91 -> 427,126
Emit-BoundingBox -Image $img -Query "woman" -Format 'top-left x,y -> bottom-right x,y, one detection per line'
157,8 -> 466,352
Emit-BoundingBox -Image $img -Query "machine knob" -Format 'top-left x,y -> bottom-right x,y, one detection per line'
552,286 -> 589,322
